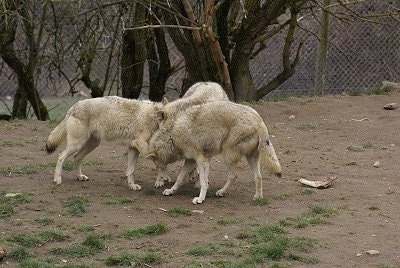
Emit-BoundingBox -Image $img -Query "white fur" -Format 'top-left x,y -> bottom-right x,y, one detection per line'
148,101 -> 282,204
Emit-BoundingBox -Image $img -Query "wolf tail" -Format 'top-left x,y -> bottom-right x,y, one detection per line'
46,118 -> 67,154
259,135 -> 282,177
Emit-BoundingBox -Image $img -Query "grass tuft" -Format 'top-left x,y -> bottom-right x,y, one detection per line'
167,207 -> 192,217
121,222 -> 168,239
105,250 -> 161,266
64,195 -> 90,216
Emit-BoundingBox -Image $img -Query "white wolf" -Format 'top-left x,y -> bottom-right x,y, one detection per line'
46,82 -> 228,189
148,101 -> 282,204
46,96 -> 164,190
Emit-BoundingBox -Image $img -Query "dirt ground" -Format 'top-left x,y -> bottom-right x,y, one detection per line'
1,92 -> 400,267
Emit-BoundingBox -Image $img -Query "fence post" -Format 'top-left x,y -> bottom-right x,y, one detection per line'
314,0 -> 331,96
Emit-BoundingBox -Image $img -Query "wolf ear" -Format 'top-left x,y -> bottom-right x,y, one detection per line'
161,97 -> 168,105
157,110 -> 166,122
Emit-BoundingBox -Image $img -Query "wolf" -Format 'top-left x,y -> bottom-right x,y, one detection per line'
152,81 -> 229,187
45,96 -> 165,190
148,101 -> 282,204
46,81 -> 228,189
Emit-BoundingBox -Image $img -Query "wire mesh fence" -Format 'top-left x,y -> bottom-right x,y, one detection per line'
0,1 -> 399,118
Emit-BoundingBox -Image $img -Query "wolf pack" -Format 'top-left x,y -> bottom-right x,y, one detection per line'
46,82 -> 282,204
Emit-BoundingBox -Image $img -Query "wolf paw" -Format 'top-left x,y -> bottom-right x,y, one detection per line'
158,173 -> 172,183
154,179 -> 165,188
216,189 -> 226,197
253,193 -> 263,200
192,197 -> 204,204
129,184 -> 142,191
77,174 -> 89,181
163,189 -> 175,196
53,177 -> 62,184
188,169 -> 199,182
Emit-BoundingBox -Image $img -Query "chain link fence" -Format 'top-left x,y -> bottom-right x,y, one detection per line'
0,1 -> 399,118
255,1 -> 400,98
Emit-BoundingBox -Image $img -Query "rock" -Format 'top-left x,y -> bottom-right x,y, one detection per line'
192,210 -> 204,214
373,161 -> 380,168
383,103 -> 398,110
289,115 -> 296,120
365,249 -> 380,255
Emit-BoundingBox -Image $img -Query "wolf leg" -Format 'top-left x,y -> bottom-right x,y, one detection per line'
154,167 -> 172,188
247,155 -> 263,200
74,136 -> 100,181
126,146 -> 141,190
163,159 -> 196,196
192,158 -> 210,204
54,144 -> 83,184
216,163 -> 238,197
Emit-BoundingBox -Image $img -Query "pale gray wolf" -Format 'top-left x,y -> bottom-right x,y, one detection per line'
148,101 -> 282,204
46,96 -> 165,190
46,82 -> 228,190
152,81 -> 229,187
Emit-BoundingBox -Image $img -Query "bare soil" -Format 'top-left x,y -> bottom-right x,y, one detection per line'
1,92 -> 400,267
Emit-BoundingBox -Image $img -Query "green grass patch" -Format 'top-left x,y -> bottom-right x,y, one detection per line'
295,123 -> 315,130
1,139 -> 24,147
39,230 -> 69,243
8,247 -> 32,261
0,191 -> 34,218
299,188 -> 314,196
105,250 -> 161,266
121,222 -> 168,239
217,218 -> 239,226
0,159 -> 103,175
252,198 -> 269,206
167,207 -> 192,217
346,145 -> 364,152
74,224 -> 95,233
368,205 -> 380,211
267,92 -> 294,102
367,86 -> 392,95
52,234 -> 110,258
283,149 -> 296,155
0,203 -> 14,218
34,218 -> 54,226
6,229 -> 68,247
187,244 -> 219,256
188,222 -> 316,266
64,195 -> 90,216
283,204 -> 339,229
347,90 -> 362,96
104,197 -> 136,205
19,257 -> 55,268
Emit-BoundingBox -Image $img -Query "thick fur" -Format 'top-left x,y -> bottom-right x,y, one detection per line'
46,96 -> 164,190
46,82 -> 228,189
153,81 -> 229,187
148,101 -> 282,204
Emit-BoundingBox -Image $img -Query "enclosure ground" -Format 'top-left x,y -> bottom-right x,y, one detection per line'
1,92 -> 400,267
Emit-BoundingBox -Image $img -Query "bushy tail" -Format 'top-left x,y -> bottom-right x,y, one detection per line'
259,136 -> 282,177
46,119 -> 67,154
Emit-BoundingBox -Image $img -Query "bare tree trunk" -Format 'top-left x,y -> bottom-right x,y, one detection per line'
0,0 -> 49,120
230,51 -> 257,101
147,22 -> 171,101
12,85 -> 27,119
121,3 -> 148,99
159,0 -> 219,95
